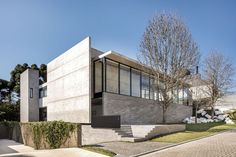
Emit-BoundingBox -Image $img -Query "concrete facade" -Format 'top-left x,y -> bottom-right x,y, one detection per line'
103,92 -> 192,124
20,69 -> 39,122
46,37 -> 92,123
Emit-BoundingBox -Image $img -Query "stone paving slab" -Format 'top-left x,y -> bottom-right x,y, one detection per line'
142,129 -> 236,157
96,141 -> 172,156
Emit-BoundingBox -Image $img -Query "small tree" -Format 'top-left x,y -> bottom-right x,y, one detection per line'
139,12 -> 200,123
203,51 -> 235,117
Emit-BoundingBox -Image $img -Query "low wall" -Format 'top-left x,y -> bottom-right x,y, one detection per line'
130,124 -> 185,139
146,124 -> 186,139
0,122 -> 23,143
103,92 -> 163,124
20,122 -> 81,149
81,125 -> 120,145
0,121 -> 81,149
103,92 -> 192,124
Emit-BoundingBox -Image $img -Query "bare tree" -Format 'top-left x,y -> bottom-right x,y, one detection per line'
203,51 -> 234,117
139,12 -> 200,123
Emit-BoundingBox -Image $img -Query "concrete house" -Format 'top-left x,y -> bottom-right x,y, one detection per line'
20,37 -> 192,130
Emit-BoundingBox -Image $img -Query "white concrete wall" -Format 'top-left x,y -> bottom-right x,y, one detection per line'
215,93 -> 236,111
20,70 -> 29,122
81,125 -> 121,145
20,69 -> 39,122
190,85 -> 210,100
46,37 -> 92,123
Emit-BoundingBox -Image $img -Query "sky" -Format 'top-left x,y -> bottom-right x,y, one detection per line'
0,0 -> 236,81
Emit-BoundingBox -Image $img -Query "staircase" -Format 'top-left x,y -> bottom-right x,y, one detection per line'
112,124 -> 186,142
113,125 -> 133,137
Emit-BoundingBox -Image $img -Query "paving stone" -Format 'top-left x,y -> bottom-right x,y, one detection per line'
142,129 -> 236,157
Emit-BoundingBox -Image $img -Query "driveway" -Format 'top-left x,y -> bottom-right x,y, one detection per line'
95,141 -> 172,156
142,129 -> 236,157
0,139 -> 107,157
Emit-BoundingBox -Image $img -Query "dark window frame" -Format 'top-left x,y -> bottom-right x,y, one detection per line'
93,57 -> 189,102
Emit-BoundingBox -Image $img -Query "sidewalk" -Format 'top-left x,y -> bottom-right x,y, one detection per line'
0,139 -> 108,157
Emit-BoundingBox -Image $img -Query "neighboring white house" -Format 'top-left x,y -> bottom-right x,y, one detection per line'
215,92 -> 236,111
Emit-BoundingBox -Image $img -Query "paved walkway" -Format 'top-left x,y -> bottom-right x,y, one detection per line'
0,139 -> 107,157
142,129 -> 236,157
97,141 -> 171,156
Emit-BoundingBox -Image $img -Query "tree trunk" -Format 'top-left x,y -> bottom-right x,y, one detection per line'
162,107 -> 166,123
195,103 -> 198,124
211,106 -> 215,119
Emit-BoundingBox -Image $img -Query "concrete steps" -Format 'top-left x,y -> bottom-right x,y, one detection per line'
112,124 -> 186,142
113,125 -> 133,137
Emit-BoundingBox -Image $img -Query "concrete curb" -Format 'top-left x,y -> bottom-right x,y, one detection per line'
130,129 -> 233,157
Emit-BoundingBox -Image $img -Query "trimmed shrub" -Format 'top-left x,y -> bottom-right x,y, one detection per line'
229,111 -> 236,121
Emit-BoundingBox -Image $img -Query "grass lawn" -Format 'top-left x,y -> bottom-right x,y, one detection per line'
82,146 -> 116,157
151,122 -> 236,143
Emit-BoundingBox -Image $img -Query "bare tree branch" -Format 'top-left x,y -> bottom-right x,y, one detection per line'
203,50 -> 235,116
138,12 -> 200,123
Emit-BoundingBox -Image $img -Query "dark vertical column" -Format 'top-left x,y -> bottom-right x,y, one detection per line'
103,58 -> 107,92
118,63 -> 120,94
140,72 -> 142,98
93,61 -> 95,97
130,68 -> 132,96
101,60 -> 104,92
148,76 -> 150,99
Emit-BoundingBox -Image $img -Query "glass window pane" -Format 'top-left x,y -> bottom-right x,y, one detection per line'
120,65 -> 130,95
106,60 -> 118,93
141,73 -> 149,99
183,88 -> 189,104
173,88 -> 179,103
44,87 -> 47,97
95,61 -> 102,93
150,78 -> 158,100
131,69 -> 140,97
178,87 -> 184,104
150,78 -> 154,100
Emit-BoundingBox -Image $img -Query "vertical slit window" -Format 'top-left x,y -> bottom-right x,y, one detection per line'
30,88 -> 33,98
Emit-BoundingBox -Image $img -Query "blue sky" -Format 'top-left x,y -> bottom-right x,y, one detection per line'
0,0 -> 236,81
